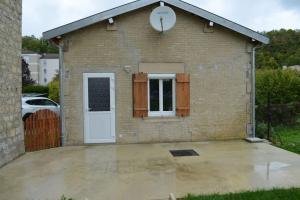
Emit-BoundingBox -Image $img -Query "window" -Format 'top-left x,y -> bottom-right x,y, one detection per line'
133,73 -> 190,118
148,74 -> 176,117
40,99 -> 57,106
44,69 -> 47,74
88,77 -> 110,111
44,78 -> 47,83
26,99 -> 57,106
26,100 -> 40,105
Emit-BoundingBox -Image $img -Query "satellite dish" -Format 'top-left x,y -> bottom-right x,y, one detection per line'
150,6 -> 176,32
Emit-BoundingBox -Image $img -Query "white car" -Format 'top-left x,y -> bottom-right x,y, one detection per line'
22,97 -> 60,121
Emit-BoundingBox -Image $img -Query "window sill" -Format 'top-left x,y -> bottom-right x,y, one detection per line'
143,116 -> 183,122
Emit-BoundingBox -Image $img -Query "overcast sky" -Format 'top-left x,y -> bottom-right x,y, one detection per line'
22,0 -> 300,37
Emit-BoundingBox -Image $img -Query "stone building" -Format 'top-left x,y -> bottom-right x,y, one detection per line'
0,0 -> 24,167
43,0 -> 269,145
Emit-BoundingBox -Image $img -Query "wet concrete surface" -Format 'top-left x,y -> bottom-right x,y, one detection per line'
0,140 -> 300,200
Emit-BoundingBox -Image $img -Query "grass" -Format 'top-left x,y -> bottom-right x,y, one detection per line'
272,124 -> 300,154
60,196 -> 73,200
183,188 -> 300,200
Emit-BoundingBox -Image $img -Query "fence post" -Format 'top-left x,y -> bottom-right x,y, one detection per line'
267,92 -> 271,141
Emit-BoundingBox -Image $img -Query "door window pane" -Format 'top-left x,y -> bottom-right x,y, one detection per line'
88,78 -> 110,111
149,79 -> 159,111
163,79 -> 173,111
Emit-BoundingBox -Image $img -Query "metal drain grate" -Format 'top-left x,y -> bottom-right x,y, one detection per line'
170,149 -> 199,157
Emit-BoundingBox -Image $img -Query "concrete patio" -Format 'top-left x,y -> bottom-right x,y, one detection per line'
0,140 -> 300,200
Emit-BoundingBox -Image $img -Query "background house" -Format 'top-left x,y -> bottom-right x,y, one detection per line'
39,53 -> 59,85
22,52 -> 59,85
22,51 -> 41,83
283,65 -> 300,72
44,0 -> 268,145
0,0 -> 24,167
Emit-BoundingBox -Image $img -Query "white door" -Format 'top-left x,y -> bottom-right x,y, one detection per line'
83,73 -> 115,144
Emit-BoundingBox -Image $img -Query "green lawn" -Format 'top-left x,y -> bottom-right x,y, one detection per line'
183,188 -> 300,200
273,125 -> 300,154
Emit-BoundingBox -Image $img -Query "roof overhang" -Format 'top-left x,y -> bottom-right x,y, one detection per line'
43,0 -> 270,44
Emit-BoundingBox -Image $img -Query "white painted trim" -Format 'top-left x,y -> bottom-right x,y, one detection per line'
43,0 -> 269,44
159,79 -> 163,112
148,74 -> 176,117
83,73 -> 116,144
148,74 -> 176,79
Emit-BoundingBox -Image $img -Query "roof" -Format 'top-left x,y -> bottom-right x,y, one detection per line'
43,0 -> 269,44
40,53 -> 59,59
22,52 -> 59,59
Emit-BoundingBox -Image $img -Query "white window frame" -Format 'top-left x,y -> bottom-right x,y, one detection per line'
148,74 -> 176,117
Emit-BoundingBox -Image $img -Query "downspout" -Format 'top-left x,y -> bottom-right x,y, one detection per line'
251,45 -> 261,138
58,43 -> 65,146
50,39 -> 65,146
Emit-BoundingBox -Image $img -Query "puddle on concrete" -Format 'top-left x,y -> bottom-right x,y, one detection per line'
254,161 -> 291,181
255,161 -> 290,172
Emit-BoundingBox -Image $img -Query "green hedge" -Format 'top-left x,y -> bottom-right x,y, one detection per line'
48,80 -> 59,103
256,69 -> 300,126
23,82 -> 59,103
256,69 -> 300,105
22,85 -> 49,94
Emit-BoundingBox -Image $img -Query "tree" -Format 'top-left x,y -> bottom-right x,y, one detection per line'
257,29 -> 300,69
22,58 -> 35,86
22,35 -> 58,53
256,52 -> 280,69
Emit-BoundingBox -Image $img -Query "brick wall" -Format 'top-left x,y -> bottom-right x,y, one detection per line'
0,0 -> 24,167
62,5 -> 253,144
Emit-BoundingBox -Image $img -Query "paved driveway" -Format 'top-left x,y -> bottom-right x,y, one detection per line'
0,141 -> 300,200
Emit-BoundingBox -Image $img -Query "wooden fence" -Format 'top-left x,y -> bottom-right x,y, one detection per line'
24,109 -> 61,152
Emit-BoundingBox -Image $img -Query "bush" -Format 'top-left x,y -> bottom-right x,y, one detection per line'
256,122 -> 269,139
48,80 -> 59,103
23,85 -> 49,95
256,69 -> 300,105
60,195 -> 73,200
256,69 -> 300,126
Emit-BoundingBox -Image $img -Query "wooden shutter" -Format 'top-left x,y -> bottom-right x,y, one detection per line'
176,74 -> 190,117
133,73 -> 148,118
